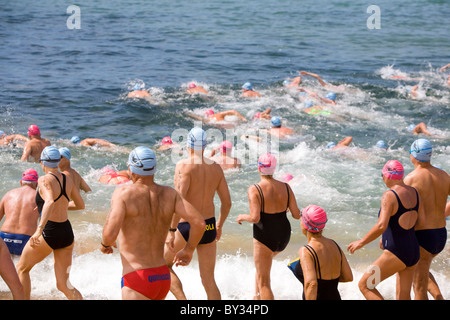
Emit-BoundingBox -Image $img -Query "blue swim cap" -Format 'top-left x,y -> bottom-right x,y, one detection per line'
187,127 -> 207,150
407,124 -> 416,132
326,92 -> 336,101
283,80 -> 291,86
304,100 -> 314,108
376,140 -> 387,149
71,136 -> 81,144
128,146 -> 156,176
59,147 -> 71,160
298,91 -> 307,97
327,142 -> 336,149
271,116 -> 281,127
410,139 -> 432,162
0,130 -> 4,137
40,146 -> 61,168
242,82 -> 253,90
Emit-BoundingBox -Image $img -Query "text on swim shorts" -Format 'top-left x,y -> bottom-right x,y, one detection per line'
148,273 -> 170,283
205,223 -> 215,231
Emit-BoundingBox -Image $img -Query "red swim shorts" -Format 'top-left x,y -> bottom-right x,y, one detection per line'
121,265 -> 171,300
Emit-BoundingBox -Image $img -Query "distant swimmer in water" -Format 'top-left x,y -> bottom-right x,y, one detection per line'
242,82 -> 262,98
298,71 -> 348,92
407,122 -> 445,138
188,108 -> 247,128
375,140 -> 388,150
283,76 -> 302,88
157,136 -> 180,151
327,136 -> 353,150
253,108 -> 272,120
0,130 -> 28,147
186,83 -> 209,95
302,100 -> 332,116
71,136 -> 116,148
209,140 -> 241,170
298,87 -> 337,106
439,63 -> 450,86
21,125 -> 51,163
127,84 -> 151,99
99,167 -> 131,185
267,116 -> 295,138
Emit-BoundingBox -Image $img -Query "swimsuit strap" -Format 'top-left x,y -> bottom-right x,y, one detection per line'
304,245 -> 322,279
390,188 -> 418,212
49,173 -> 70,202
331,239 -> 343,265
254,184 -> 265,213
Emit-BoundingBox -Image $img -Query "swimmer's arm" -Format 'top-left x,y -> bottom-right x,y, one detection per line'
299,247 -> 318,300
175,167 -> 190,198
101,189 -> 126,252
68,181 -> 85,211
286,185 -> 301,219
79,177 -> 92,193
347,192 -> 392,254
186,112 -> 204,121
20,143 -> 31,162
299,71 -> 327,87
34,177 -> 57,240
439,64 -> 450,72
237,186 -> 260,224
0,195 -> 5,221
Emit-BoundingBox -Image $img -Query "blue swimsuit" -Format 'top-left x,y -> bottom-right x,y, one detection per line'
381,189 -> 420,267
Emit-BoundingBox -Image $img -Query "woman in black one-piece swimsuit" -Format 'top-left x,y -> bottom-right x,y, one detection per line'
16,146 -> 85,300
237,153 -> 301,299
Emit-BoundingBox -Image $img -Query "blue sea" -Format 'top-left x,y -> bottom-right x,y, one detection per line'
0,0 -> 449,300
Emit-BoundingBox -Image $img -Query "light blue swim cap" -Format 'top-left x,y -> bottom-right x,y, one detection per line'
298,92 -> 307,97
376,140 -> 387,149
0,130 -> 4,137
59,147 -> 71,160
127,146 -> 156,176
407,124 -> 416,132
304,100 -> 314,108
271,116 -> 281,127
327,142 -> 336,149
242,82 -> 253,90
187,127 -> 207,150
326,92 -> 336,101
40,146 -> 61,168
71,136 -> 81,144
283,80 -> 291,86
410,139 -> 432,162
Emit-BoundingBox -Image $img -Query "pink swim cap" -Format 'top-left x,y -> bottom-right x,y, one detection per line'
254,112 -> 261,119
220,140 -> 232,153
28,124 -> 40,136
22,168 -> 39,182
205,109 -> 214,116
281,173 -> 293,182
301,204 -> 328,233
381,160 -> 404,180
162,136 -> 173,145
188,83 -> 196,89
258,153 -> 277,175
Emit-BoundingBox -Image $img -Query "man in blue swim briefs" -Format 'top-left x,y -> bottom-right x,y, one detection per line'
0,169 -> 40,256
165,127 -> 232,300
404,139 -> 450,300
101,146 -> 205,300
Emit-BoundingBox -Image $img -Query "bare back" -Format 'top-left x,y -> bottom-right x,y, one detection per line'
22,138 -> 51,162
175,156 -> 226,220
301,237 -> 344,280
0,186 -> 39,235
405,166 -> 450,230
113,183 -> 177,273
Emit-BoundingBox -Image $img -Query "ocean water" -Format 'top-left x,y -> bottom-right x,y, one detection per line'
0,0 -> 449,300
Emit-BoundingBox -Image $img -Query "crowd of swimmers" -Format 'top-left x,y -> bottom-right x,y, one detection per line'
0,66 -> 449,300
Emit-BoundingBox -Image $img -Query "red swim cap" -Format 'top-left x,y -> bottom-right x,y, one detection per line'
162,136 -> 173,145
381,160 -> 404,180
22,168 -> 39,182
28,124 -> 40,136
301,204 -> 328,233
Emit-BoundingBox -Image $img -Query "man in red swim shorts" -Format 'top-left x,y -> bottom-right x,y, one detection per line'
101,146 -> 205,300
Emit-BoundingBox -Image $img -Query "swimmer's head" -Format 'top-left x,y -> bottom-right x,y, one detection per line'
127,146 -> 156,176
326,92 -> 336,101
161,136 -> 173,145
205,109 -> 214,116
381,160 -> 404,180
220,140 -> 232,153
242,82 -> 253,91
283,80 -> 291,86
301,204 -> 328,233
28,125 -> 40,136
188,83 -> 197,89
21,168 -> 38,183
187,127 -> 207,151
407,124 -> 416,132
71,136 -> 81,144
304,100 -> 314,108
254,112 -> 261,119
258,153 -> 277,175
410,139 -> 432,162
59,147 -> 71,161
39,146 -> 61,168
376,140 -> 387,149
0,130 -> 5,138
327,142 -> 336,149
271,116 -> 281,128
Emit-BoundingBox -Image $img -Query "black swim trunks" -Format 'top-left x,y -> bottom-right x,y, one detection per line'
178,217 -> 217,245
